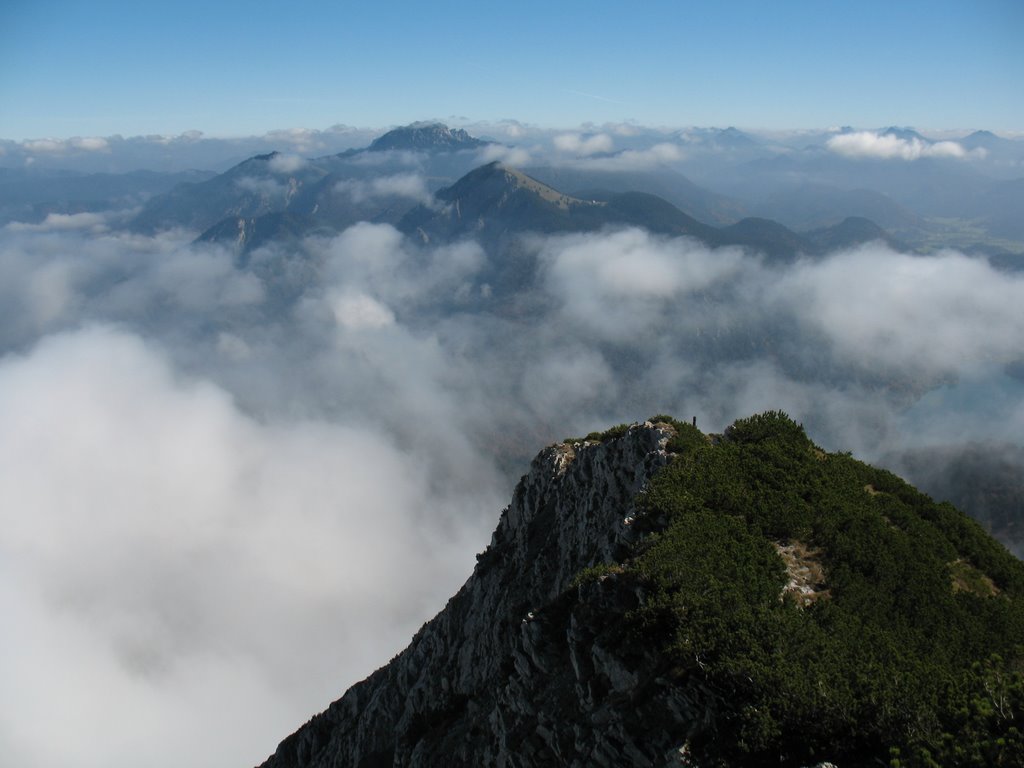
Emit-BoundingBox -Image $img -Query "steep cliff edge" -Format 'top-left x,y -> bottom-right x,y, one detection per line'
257,414 -> 1024,768
259,422 -> 681,768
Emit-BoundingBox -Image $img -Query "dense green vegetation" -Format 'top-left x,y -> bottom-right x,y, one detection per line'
621,412 -> 1024,766
583,423 -> 632,443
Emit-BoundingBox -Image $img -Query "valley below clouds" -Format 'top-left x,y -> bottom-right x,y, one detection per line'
1,211 -> 1023,767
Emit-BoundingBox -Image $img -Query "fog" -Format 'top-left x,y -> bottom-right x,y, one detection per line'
1,215 -> 1022,766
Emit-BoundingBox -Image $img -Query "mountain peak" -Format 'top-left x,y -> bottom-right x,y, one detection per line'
396,162 -> 603,274
449,161 -> 588,208
257,412 -> 1024,767
960,129 -> 1011,152
368,122 -> 489,152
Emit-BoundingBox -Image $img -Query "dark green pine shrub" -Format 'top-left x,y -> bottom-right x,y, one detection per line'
621,411 -> 1024,767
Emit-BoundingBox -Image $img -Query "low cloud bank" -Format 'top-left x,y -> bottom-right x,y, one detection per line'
20,136 -> 111,154
826,130 -> 982,160
0,125 -> 377,172
0,326 -> 495,768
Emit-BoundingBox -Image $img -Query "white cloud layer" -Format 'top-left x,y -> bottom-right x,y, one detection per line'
6,212 -> 110,233
0,325 -> 495,768
553,132 -> 614,156
0,217 -> 1021,768
20,136 -> 111,153
330,291 -> 396,330
536,228 -> 744,340
267,153 -> 308,174
826,131 -> 980,160
3,125 -> 376,172
774,247 -> 1024,377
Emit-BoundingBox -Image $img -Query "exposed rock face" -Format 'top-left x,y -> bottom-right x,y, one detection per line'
256,414 -> 1024,766
257,424 -> 704,768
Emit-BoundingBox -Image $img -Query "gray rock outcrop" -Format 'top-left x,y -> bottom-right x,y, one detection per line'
256,423 -> 717,768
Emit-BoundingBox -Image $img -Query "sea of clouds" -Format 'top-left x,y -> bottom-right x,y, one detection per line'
1,209 -> 1022,767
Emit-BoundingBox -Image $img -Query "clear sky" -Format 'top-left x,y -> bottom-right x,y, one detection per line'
1,0 -> 1021,140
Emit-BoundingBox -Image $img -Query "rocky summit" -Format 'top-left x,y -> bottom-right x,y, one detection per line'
256,414 -> 1024,768
368,122 -> 489,152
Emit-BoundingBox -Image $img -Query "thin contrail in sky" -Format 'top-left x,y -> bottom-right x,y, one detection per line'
563,88 -> 628,106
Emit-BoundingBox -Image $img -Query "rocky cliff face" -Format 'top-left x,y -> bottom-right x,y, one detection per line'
257,423 -> 706,768
256,414 -> 1024,767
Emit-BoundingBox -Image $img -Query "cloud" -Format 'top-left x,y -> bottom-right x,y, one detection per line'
69,136 -> 110,152
333,173 -> 433,205
0,325 -> 496,768
6,212 -> 110,233
0,227 -> 261,348
235,175 -> 288,198
479,119 -> 531,140
563,142 -> 684,171
350,148 -> 424,167
268,153 -> 307,174
475,142 -> 535,167
518,346 -> 619,420
5,126 -> 375,174
825,131 -> 982,160
1,213 -> 1022,768
21,138 -> 67,153
773,246 -> 1024,378
329,292 -> 396,330
553,132 -> 614,156
142,130 -> 205,145
265,124 -> 373,153
525,228 -> 1024,452
603,122 -> 642,137
21,136 -> 110,153
536,227 -> 744,341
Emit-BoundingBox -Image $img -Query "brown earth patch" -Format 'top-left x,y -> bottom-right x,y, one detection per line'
774,540 -> 831,607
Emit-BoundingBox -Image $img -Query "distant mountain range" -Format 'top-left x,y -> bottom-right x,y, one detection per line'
173,153 -> 906,301
399,161 -> 899,259
3,120 -> 1018,265
119,122 -> 911,273
130,124 -> 494,240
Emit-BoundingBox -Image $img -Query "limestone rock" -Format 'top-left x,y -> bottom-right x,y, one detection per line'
256,423 -> 711,768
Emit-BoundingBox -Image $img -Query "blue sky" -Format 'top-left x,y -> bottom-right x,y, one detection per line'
1,0 -> 1021,140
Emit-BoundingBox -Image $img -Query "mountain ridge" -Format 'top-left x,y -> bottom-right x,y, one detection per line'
129,123 -> 905,264
255,413 -> 1024,768
399,162 -> 898,262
